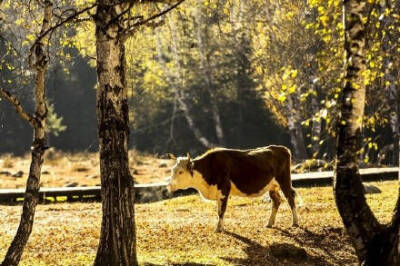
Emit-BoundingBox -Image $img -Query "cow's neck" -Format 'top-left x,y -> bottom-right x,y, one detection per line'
190,170 -> 211,197
191,160 -> 223,201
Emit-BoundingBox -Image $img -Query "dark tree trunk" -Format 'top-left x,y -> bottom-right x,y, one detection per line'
311,98 -> 321,158
1,2 -> 52,265
335,0 -> 400,264
287,96 -> 307,160
93,1 -> 138,265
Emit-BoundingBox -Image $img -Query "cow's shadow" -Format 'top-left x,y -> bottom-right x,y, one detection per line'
220,229 -> 339,266
144,263 -> 216,266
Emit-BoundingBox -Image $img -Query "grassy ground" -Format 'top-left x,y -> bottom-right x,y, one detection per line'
0,180 -> 398,265
0,150 -> 172,188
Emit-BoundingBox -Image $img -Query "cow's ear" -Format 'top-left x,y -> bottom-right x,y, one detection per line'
187,161 -> 194,176
168,153 -> 176,160
186,153 -> 194,176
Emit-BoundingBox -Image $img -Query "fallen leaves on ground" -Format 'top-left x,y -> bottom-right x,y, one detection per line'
0,181 -> 397,265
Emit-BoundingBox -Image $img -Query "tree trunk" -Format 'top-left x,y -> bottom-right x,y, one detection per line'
94,1 -> 138,265
381,1 -> 399,166
1,2 -> 51,265
311,98 -> 322,158
287,96 -> 307,160
335,1 -> 399,264
195,6 -> 226,146
156,25 -> 216,149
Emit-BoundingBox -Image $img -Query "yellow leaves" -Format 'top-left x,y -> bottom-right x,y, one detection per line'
302,119 -> 310,127
288,85 -> 296,94
278,93 -> 287,103
322,34 -> 331,43
320,108 -> 328,119
15,18 -> 24,26
255,66 -> 263,75
320,14 -> 329,27
26,34 -> 35,42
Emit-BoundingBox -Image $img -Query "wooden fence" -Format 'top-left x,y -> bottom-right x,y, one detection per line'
0,167 -> 398,204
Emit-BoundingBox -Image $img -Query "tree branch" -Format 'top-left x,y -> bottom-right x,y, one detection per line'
122,0 -> 185,38
31,3 -> 97,48
0,88 -> 36,127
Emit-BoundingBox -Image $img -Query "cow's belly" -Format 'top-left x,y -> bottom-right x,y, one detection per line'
230,178 -> 279,197
198,184 -> 224,201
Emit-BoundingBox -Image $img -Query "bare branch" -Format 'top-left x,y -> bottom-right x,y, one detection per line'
32,3 -> 97,48
122,0 -> 185,38
0,88 -> 36,126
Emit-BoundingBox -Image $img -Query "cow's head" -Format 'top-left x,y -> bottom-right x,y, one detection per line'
167,153 -> 194,192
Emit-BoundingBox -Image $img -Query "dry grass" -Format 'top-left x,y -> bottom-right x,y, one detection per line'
0,181 -> 398,265
0,151 -> 173,188
1,154 -> 15,168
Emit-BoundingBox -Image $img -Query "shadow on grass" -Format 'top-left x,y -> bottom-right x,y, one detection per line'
220,230 -> 334,266
144,263 -> 216,266
275,226 -> 356,265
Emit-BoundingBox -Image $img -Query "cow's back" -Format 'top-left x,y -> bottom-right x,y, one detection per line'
194,146 -> 291,196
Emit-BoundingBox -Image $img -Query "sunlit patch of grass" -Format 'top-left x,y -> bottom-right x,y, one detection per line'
0,181 -> 398,265
1,150 -> 174,189
1,154 -> 15,168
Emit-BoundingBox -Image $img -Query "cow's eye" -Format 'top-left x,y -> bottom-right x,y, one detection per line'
178,170 -> 183,175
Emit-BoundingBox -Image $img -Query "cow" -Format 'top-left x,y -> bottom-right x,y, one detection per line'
167,145 -> 300,233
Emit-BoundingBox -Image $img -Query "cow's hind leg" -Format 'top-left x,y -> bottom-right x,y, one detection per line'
281,186 -> 299,226
216,195 -> 228,233
267,189 -> 282,227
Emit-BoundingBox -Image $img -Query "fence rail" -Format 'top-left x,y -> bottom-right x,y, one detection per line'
0,167 -> 398,204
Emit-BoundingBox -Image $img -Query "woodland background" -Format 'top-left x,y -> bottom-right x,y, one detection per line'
1,0 -> 398,165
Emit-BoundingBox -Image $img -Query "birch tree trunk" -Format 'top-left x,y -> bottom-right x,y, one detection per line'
195,6 -> 226,146
311,97 -> 322,157
94,1 -> 138,265
157,25 -> 215,148
1,2 -> 52,265
334,1 -> 400,264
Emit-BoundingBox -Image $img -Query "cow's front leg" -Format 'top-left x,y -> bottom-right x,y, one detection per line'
216,195 -> 228,233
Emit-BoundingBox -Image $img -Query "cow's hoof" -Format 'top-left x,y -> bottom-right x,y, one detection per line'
292,223 -> 299,227
266,224 -> 274,228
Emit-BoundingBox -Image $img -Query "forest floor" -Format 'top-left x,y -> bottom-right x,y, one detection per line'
0,179 -> 398,265
0,150 -> 172,188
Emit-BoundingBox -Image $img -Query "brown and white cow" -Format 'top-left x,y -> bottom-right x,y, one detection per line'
167,145 -> 300,232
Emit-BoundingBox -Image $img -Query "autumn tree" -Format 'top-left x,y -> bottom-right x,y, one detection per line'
92,0 -> 184,264
0,1 -> 53,265
334,0 -> 400,264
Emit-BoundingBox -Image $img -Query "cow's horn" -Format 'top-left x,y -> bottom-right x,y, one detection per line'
187,152 -> 191,161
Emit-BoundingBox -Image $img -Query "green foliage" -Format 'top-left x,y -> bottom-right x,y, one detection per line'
45,103 -> 67,137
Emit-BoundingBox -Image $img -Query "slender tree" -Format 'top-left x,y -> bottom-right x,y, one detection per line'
334,0 -> 400,264
0,1 -> 52,265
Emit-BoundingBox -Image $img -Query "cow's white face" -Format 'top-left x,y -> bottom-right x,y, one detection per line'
167,157 -> 193,192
